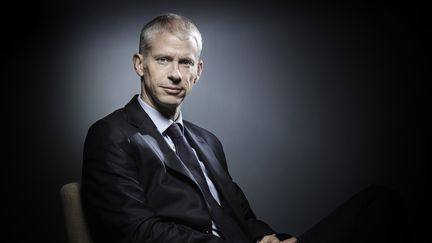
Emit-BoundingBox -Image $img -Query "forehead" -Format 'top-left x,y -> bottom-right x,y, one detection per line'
149,32 -> 199,59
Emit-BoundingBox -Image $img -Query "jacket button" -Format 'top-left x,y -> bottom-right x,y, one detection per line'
204,230 -> 210,234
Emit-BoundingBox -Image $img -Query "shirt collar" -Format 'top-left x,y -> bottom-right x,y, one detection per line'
137,95 -> 184,134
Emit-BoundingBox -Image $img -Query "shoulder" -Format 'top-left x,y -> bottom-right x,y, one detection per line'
86,108 -> 129,142
184,120 -> 220,142
184,120 -> 226,154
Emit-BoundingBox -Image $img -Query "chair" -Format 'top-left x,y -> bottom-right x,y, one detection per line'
60,182 -> 93,243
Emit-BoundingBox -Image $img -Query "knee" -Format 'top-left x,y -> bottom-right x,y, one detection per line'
364,184 -> 406,210
365,184 -> 399,198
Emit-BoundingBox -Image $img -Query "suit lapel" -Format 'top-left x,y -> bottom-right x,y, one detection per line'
185,127 -> 232,186
125,95 -> 244,219
184,126 -> 246,221
125,95 -> 199,186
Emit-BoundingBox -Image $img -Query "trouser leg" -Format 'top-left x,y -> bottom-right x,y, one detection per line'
297,184 -> 409,243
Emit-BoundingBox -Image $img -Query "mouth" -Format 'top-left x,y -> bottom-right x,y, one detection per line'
161,85 -> 183,95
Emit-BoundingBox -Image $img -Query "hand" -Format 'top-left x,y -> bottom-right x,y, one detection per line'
282,237 -> 298,243
259,234 -> 298,243
259,234 -> 280,243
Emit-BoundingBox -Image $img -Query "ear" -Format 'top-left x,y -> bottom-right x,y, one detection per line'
133,53 -> 144,77
194,60 -> 204,83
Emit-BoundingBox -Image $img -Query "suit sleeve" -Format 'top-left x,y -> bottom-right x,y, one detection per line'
209,134 -> 292,242
81,121 -> 225,243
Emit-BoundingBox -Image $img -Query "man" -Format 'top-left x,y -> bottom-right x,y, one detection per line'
81,13 -> 295,243
82,13 -> 407,243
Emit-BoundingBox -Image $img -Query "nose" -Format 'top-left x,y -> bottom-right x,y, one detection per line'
168,63 -> 182,84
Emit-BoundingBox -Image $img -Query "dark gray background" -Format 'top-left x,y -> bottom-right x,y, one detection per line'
6,1 -> 427,242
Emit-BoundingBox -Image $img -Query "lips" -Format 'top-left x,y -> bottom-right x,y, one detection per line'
161,85 -> 182,95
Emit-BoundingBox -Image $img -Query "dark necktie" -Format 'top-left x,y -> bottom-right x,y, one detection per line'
165,123 -> 250,242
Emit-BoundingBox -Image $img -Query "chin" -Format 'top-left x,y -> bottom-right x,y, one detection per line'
159,97 -> 183,108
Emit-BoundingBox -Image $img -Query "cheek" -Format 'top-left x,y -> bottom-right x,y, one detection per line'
144,66 -> 165,87
184,79 -> 195,92
183,72 -> 198,90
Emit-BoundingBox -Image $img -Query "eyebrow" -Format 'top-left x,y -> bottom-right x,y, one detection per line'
153,54 -> 173,60
179,57 -> 195,64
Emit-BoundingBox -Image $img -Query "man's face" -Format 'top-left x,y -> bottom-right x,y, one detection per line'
134,32 -> 203,114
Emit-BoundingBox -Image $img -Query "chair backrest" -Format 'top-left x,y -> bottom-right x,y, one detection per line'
60,182 -> 93,243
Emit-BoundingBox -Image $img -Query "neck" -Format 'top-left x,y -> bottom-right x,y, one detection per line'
159,105 -> 181,121
140,93 -> 181,121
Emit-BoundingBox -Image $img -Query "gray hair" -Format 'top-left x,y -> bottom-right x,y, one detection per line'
139,13 -> 202,57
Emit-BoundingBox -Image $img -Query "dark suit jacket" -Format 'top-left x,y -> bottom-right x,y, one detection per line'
81,95 -> 287,243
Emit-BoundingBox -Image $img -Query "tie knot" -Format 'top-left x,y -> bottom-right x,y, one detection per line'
165,123 -> 184,139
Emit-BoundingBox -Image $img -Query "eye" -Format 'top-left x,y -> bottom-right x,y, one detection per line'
156,57 -> 169,64
180,59 -> 194,67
